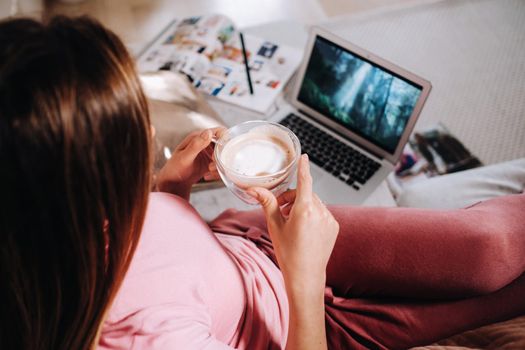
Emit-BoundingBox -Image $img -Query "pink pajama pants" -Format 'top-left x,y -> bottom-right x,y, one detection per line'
208,193 -> 525,349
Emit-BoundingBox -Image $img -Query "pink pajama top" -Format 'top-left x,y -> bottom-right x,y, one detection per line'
98,193 -> 288,349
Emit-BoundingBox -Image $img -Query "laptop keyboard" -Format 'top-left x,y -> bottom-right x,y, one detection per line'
279,113 -> 381,190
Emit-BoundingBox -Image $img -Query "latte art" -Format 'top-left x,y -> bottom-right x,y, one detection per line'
214,121 -> 300,203
221,133 -> 293,177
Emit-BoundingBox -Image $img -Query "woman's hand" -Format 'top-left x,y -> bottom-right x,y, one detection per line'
156,127 -> 226,200
248,154 -> 339,350
248,154 -> 339,294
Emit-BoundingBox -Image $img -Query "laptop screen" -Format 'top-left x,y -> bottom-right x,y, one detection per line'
297,35 -> 423,154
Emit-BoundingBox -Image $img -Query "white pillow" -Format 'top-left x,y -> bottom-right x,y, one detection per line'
397,158 -> 525,209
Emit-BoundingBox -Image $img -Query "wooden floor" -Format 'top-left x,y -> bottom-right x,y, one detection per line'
4,0 -> 422,53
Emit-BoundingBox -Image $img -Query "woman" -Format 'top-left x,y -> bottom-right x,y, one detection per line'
1,16 -> 524,350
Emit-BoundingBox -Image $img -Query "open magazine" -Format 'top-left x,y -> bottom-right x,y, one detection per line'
137,14 -> 303,113
391,123 -> 483,187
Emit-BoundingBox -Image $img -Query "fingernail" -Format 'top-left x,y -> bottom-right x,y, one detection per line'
303,153 -> 309,161
200,130 -> 210,140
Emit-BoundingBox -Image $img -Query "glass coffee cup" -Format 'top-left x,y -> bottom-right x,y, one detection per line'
214,121 -> 301,204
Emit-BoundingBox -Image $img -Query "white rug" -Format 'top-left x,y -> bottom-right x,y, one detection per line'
192,0 -> 524,217
322,0 -> 525,165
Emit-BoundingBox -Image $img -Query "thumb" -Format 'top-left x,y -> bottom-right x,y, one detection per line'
248,187 -> 284,229
184,129 -> 212,160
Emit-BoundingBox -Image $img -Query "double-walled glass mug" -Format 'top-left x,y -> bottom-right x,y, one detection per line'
214,121 -> 301,204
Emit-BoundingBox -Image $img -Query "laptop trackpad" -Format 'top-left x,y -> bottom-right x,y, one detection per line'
310,165 -> 325,183
289,164 -> 324,190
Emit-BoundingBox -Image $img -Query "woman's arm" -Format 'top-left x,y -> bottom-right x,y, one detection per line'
249,155 -> 339,350
285,281 -> 327,350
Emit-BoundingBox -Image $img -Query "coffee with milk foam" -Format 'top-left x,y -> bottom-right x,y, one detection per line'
219,125 -> 295,189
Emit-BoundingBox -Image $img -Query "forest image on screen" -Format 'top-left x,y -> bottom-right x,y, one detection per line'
298,37 -> 421,152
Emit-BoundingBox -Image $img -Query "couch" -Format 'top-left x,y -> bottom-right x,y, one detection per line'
144,70 -> 525,349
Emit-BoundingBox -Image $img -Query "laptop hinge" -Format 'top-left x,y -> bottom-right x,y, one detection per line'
297,109 -> 384,160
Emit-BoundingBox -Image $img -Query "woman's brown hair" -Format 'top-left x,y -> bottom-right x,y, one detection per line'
0,16 -> 151,349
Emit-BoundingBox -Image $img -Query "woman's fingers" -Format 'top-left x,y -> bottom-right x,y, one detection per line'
295,154 -> 313,204
210,126 -> 227,141
205,162 -> 219,180
182,129 -> 213,161
180,127 -> 226,160
203,170 -> 220,181
248,187 -> 284,230
176,127 -> 225,153
176,130 -> 202,151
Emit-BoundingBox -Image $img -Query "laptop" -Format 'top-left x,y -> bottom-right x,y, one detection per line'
267,26 -> 432,204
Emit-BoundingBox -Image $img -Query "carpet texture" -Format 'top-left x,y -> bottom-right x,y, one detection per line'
323,0 -> 525,165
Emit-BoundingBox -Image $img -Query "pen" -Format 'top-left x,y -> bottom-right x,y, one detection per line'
239,32 -> 254,95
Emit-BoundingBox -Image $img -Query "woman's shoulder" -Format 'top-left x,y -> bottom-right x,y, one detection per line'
147,192 -> 197,216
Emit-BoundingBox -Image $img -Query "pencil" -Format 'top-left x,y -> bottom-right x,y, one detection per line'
239,32 -> 254,95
